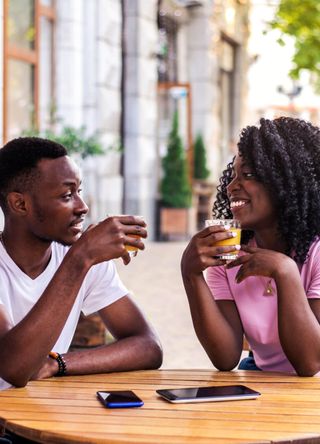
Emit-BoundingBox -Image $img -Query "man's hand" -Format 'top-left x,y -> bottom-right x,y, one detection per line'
75,215 -> 148,266
30,356 -> 59,380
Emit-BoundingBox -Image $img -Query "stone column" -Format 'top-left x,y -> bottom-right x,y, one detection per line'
55,0 -> 124,222
55,0 -> 84,126
84,0 -> 123,220
186,1 -> 221,181
123,0 -> 158,239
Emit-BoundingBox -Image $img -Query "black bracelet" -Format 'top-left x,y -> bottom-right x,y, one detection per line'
49,351 -> 67,376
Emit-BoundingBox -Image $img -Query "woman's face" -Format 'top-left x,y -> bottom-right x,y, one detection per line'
226,155 -> 277,232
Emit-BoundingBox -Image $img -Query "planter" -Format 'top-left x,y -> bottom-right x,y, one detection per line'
70,313 -> 112,349
193,179 -> 215,230
160,207 -> 196,241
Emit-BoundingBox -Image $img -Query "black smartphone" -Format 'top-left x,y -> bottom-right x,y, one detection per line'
156,385 -> 261,403
96,390 -> 144,408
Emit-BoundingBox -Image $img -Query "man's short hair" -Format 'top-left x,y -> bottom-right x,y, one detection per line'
0,137 -> 68,212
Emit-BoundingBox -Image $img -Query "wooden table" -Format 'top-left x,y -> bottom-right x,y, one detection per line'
0,369 -> 320,443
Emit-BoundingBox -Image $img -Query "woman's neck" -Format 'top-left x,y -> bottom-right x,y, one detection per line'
254,228 -> 287,253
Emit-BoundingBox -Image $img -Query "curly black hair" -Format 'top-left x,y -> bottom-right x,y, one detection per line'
0,137 -> 67,213
213,117 -> 320,263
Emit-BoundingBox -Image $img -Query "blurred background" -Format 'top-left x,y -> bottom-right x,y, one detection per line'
1,0 -> 319,368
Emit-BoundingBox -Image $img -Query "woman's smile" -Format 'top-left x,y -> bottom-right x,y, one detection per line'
230,199 -> 250,212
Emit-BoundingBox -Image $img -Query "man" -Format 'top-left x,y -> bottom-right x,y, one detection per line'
0,137 -> 162,389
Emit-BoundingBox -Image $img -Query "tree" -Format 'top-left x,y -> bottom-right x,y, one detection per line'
193,133 -> 210,180
269,0 -> 320,88
161,111 -> 192,208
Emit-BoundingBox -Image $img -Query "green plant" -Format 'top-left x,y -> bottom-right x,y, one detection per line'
161,111 -> 192,208
268,0 -> 320,90
193,133 -> 210,180
23,125 -> 105,159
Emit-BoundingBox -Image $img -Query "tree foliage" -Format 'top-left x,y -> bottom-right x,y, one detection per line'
23,125 -> 105,159
193,133 -> 210,180
161,111 -> 192,208
269,0 -> 320,87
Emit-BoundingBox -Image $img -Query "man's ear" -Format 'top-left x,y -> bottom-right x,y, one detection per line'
6,192 -> 29,216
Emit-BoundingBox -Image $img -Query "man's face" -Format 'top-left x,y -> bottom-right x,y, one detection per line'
25,156 -> 89,245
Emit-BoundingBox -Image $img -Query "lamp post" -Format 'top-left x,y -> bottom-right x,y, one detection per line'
277,83 -> 302,109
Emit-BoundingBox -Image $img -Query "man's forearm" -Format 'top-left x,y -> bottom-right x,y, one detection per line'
0,248 -> 91,387
60,333 -> 163,375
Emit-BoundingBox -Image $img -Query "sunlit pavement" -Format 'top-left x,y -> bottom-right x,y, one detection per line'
116,241 -> 214,369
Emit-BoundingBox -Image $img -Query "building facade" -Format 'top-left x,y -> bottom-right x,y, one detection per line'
0,0 -> 250,237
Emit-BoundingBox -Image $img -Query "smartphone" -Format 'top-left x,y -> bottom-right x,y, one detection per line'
156,385 -> 261,403
96,390 -> 144,408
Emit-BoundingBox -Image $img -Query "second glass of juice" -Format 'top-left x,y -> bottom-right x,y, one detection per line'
205,219 -> 241,260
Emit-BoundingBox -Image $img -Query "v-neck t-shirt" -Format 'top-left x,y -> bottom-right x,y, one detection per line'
0,241 -> 128,389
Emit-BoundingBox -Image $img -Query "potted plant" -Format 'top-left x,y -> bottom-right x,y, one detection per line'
160,110 -> 193,240
192,133 -> 215,230
193,133 -> 210,181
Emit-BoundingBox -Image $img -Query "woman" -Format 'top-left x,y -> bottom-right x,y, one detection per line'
181,117 -> 320,375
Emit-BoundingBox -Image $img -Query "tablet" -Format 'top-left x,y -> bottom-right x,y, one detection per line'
156,385 -> 261,403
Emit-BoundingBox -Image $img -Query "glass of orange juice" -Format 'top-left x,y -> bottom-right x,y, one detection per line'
205,219 -> 241,260
125,234 -> 140,257
125,216 -> 144,258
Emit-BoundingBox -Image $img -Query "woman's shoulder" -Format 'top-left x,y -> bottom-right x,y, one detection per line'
302,237 -> 320,269
307,238 -> 320,255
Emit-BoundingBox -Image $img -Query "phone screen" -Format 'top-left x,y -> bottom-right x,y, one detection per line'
156,385 -> 261,403
97,390 -> 144,408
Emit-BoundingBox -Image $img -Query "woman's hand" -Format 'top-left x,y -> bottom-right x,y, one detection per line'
181,225 -> 241,277
226,245 -> 295,283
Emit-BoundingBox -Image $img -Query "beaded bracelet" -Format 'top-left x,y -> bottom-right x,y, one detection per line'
48,351 -> 67,376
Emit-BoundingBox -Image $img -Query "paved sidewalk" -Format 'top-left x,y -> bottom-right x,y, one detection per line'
116,241 -> 213,369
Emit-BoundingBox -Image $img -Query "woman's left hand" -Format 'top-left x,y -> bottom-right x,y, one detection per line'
226,245 -> 294,283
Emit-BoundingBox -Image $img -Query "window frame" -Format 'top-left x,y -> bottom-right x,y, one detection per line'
3,0 -> 56,142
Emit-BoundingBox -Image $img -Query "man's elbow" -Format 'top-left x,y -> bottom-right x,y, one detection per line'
142,334 -> 163,369
0,361 -> 35,388
148,336 -> 163,369
12,378 -> 29,388
1,370 -> 30,388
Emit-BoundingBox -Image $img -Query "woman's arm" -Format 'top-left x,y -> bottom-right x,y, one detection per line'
276,263 -> 320,376
181,226 -> 244,370
228,245 -> 320,376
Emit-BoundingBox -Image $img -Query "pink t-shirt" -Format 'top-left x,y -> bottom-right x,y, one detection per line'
206,239 -> 320,373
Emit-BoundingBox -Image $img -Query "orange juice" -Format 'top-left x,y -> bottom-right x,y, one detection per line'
205,219 -> 241,260
125,234 -> 140,256
214,228 -> 241,247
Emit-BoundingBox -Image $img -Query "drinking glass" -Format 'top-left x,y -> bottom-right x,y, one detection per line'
205,219 -> 241,260
125,216 -> 144,258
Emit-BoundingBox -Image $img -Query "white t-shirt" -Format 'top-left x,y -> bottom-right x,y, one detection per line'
0,242 -> 128,390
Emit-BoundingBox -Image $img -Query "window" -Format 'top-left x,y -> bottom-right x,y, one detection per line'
3,0 -> 55,141
157,11 -> 178,83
